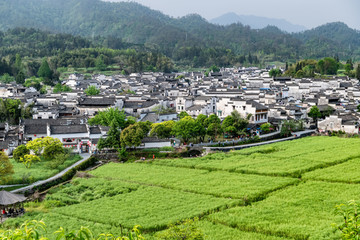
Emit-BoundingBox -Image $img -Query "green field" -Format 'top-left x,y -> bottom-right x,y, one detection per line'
1,155 -> 82,185
91,163 -> 299,200
152,137 -> 360,177
2,136 -> 360,239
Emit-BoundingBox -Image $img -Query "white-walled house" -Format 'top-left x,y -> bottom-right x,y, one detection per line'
318,115 -> 359,134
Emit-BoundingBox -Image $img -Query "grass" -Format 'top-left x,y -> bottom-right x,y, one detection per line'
207,181 -> 358,239
53,185 -> 236,231
153,137 -> 360,177
91,163 -> 299,201
2,155 -> 82,185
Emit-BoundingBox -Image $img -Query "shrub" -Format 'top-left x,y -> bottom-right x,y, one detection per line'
45,153 -> 69,169
13,145 -> 30,162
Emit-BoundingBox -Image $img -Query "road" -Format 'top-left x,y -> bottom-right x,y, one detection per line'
11,153 -> 91,194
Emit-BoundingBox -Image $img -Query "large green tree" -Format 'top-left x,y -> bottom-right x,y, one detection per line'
38,58 -> 53,79
308,106 -> 322,125
0,151 -> 13,183
88,108 -> 127,129
172,116 -> 197,143
120,123 -> 145,149
356,64 -> 360,80
98,120 -> 121,150
150,121 -> 175,139
85,85 -> 100,96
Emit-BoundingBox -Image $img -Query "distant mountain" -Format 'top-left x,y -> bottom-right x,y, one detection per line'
210,12 -> 307,33
0,0 -> 358,63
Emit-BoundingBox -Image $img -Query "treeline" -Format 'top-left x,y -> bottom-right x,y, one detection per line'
51,48 -> 174,73
0,0 -> 359,64
284,57 -> 360,79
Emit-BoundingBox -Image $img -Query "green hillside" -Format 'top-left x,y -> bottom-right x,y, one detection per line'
0,0 -> 359,63
3,136 -> 360,239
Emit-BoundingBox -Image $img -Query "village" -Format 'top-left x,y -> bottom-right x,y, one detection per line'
0,66 -> 358,155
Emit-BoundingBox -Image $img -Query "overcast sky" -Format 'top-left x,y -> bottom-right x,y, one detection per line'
105,0 -> 360,30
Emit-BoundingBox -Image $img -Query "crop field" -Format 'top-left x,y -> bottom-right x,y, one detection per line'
3,136 -> 360,239
152,137 -> 360,177
53,185 -> 236,231
1,155 -> 82,185
91,163 -> 299,200
207,181 -> 359,239
303,157 -> 360,183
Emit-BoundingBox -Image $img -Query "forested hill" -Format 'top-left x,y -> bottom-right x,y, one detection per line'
0,0 -> 359,62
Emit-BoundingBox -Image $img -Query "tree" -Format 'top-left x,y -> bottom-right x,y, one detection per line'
172,116 -> 197,143
38,58 -> 53,79
85,85 -> 100,96
98,120 -> 121,150
95,55 -> 107,71
120,123 -> 145,148
150,121 -> 175,139
53,83 -> 72,93
15,70 -> 25,84
26,137 -> 62,156
308,106 -> 322,125
204,114 -> 221,128
260,123 -> 273,133
333,200 -> 360,239
207,122 -> 222,140
231,111 -> 249,134
178,111 -> 190,119
43,140 -> 65,160
13,145 -> 30,162
20,154 -> 41,169
195,114 -> 207,142
280,120 -> 296,137
317,57 -> 339,75
0,73 -> 15,83
356,64 -> 360,80
280,120 -> 303,137
88,108 -> 127,129
269,68 -> 282,78
0,151 -> 13,183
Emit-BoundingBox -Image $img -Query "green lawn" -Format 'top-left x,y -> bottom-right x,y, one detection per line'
2,155 -> 82,185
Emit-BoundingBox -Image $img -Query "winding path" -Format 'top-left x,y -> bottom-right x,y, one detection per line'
11,153 -> 91,194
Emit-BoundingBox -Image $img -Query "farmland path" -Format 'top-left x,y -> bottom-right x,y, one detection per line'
11,153 -> 91,194
204,129 -> 316,151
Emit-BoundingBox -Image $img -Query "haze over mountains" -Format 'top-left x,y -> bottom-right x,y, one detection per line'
210,12 -> 307,33
0,0 -> 359,63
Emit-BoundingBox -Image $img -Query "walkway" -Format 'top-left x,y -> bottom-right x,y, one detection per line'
204,130 -> 316,152
193,130 -> 281,148
11,153 -> 91,194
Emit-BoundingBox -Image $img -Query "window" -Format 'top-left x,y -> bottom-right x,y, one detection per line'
243,106 -> 246,110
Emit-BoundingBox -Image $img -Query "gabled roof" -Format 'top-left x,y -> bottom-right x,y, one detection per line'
51,124 -> 88,134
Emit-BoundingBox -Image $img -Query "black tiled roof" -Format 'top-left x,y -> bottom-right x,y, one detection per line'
51,124 -> 88,134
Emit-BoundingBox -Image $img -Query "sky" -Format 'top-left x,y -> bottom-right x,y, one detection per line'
105,0 -> 360,30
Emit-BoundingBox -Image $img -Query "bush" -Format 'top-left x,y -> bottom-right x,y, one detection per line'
43,143 -> 65,160
45,153 -> 69,169
13,145 -> 30,162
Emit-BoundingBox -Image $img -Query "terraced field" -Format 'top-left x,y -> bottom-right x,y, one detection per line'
3,136 -> 360,239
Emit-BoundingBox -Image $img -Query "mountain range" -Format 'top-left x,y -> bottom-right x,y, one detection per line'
0,0 -> 359,64
210,12 -> 307,33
